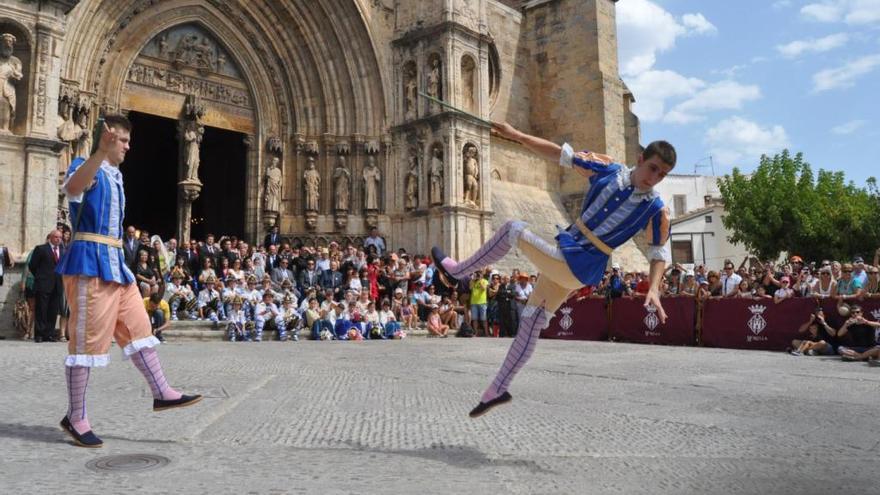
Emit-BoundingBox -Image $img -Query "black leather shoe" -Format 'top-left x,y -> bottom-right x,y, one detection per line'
153,394 -> 203,412
468,392 -> 513,418
60,416 -> 103,448
431,246 -> 458,289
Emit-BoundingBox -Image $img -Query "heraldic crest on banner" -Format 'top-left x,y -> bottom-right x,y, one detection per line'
747,304 -> 767,335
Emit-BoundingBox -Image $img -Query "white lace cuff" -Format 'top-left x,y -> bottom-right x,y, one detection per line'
122,336 -> 162,359
560,143 -> 574,168
65,354 -> 110,368
648,244 -> 669,262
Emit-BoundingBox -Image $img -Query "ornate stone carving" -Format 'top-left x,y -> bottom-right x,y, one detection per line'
405,148 -> 419,211
263,155 -> 282,213
57,94 -> 88,168
180,95 -> 206,183
463,143 -> 480,206
73,97 -> 93,158
403,62 -> 417,120
333,155 -> 351,230
461,55 -> 476,113
127,62 -> 251,109
429,144 -> 444,206
426,55 -> 442,113
363,154 -> 381,211
303,156 -> 321,212
0,33 -> 23,134
266,136 -> 283,155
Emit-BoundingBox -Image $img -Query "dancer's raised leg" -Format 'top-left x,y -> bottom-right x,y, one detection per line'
432,220 -> 527,284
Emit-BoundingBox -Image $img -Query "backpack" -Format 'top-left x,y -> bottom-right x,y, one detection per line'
457,320 -> 475,338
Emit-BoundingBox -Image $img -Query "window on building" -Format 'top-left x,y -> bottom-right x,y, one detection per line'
705,215 -> 712,223
672,240 -> 694,264
673,195 -> 687,217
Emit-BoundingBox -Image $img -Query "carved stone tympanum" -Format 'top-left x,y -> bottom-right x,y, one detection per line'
0,33 -> 23,134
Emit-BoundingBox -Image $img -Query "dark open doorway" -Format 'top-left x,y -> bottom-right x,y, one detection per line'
190,126 -> 247,241
121,111 -> 178,239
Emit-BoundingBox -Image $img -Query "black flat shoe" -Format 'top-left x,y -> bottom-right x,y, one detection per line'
153,394 -> 203,412
469,392 -> 513,418
431,246 -> 459,289
60,416 -> 103,448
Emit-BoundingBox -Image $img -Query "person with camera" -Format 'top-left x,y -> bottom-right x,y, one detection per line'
837,305 -> 880,361
789,308 -> 836,356
469,269 -> 490,337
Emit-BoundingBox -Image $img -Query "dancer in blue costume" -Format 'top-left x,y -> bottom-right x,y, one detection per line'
432,122 -> 677,417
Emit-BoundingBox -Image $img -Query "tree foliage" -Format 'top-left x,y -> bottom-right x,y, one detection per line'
718,150 -> 880,262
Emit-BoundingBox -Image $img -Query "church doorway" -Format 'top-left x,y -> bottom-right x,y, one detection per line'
189,125 -> 247,241
121,111 -> 179,240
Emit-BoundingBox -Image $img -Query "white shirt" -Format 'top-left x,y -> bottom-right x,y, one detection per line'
720,273 -> 742,296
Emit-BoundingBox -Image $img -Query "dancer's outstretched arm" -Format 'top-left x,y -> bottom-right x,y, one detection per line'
491,122 -> 594,179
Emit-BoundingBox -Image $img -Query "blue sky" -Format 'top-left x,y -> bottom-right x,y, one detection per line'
616,0 -> 880,185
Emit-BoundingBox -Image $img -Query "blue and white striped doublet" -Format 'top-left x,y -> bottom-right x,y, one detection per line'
57,157 -> 135,285
555,144 -> 670,286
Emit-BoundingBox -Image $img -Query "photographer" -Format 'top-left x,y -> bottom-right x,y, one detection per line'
837,305 -> 880,361
788,308 -> 836,356
469,269 -> 490,337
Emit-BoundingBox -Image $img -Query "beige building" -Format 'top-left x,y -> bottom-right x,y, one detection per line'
0,0 -> 644,332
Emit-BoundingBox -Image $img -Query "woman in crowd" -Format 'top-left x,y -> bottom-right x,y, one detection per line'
439,296 -> 459,330
773,277 -> 795,304
135,249 -> 159,296
863,266 -> 879,297
736,279 -> 753,299
171,254 -> 194,287
343,267 -> 362,294
680,271 -> 698,296
228,258 -> 245,283
793,267 -> 813,297
358,267 -> 371,301
217,256 -> 231,282
399,297 -> 417,329
706,270 -> 722,297
813,266 -> 836,298
197,256 -> 216,291
366,257 -> 380,302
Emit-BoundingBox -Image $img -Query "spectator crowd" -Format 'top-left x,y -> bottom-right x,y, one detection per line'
15,223 -> 880,364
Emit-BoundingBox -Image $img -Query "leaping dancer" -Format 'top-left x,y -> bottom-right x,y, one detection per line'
57,115 -> 202,447
430,119 -> 676,418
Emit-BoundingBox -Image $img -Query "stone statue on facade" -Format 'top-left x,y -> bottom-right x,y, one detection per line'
263,155 -> 282,213
303,156 -> 320,211
430,145 -> 444,206
0,33 -> 23,134
405,154 -> 419,211
463,144 -> 480,205
57,97 -> 86,168
333,155 -> 351,212
427,57 -> 442,112
461,56 -> 476,114
183,121 -> 204,181
73,103 -> 92,158
404,64 -> 417,120
363,154 -> 381,211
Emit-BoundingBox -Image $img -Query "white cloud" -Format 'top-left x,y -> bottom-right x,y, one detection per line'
772,0 -> 793,9
776,33 -> 849,58
627,70 -> 705,122
665,81 -> 762,124
831,119 -> 867,134
682,13 -> 718,35
705,117 -> 790,167
616,0 -> 716,76
812,54 -> 880,91
801,0 -> 880,25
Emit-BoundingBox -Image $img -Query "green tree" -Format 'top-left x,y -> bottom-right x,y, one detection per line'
718,150 -> 880,262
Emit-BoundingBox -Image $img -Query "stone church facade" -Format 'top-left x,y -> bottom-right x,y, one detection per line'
0,0 -> 647,317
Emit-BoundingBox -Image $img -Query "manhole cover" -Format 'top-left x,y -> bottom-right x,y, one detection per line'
86,454 -> 170,472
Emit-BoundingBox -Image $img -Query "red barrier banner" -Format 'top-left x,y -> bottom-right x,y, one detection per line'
610,296 -> 696,346
542,297 -> 608,340
701,297 -> 817,350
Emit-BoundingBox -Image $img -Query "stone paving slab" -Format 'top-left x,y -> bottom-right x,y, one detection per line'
1,338 -> 878,494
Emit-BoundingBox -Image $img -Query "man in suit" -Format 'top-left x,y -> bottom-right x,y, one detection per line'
265,244 -> 280,272
184,239 -> 201,276
263,225 -> 281,250
28,229 -> 64,342
123,225 -> 139,268
298,258 -> 322,295
220,238 -> 240,265
319,259 -> 343,302
200,233 -> 220,267
270,257 -> 295,289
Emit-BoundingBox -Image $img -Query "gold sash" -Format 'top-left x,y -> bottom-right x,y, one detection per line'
574,218 -> 613,256
73,232 -> 123,249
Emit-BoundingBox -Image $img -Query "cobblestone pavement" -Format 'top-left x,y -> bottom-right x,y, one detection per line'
1,338 -> 878,494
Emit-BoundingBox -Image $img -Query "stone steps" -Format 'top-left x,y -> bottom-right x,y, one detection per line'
163,320 -> 431,341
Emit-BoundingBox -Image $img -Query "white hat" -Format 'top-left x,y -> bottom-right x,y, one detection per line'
612,263 -> 621,270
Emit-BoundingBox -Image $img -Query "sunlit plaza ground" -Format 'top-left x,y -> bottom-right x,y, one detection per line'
1,337 -> 878,494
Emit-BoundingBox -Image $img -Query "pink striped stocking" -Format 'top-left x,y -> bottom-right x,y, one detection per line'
442,220 -> 527,279
130,348 -> 182,401
66,366 -> 91,434
481,305 -> 550,403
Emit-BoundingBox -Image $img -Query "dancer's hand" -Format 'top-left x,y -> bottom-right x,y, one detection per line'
644,289 -> 668,324
491,121 -> 521,142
